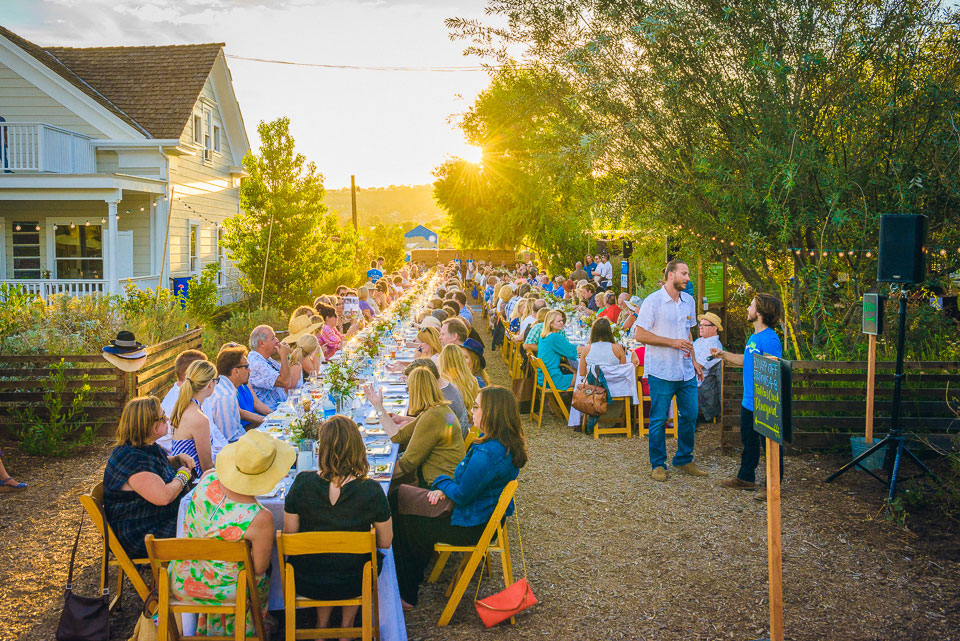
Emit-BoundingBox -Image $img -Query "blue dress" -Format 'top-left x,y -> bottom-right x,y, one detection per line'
537,332 -> 578,391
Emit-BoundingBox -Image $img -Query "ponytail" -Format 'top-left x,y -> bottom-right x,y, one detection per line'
171,359 -> 216,429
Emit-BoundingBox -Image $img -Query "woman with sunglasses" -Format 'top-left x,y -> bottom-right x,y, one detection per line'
393,386 -> 527,609
103,396 -> 196,558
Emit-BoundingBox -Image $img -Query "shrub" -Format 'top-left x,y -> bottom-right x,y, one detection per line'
15,359 -> 99,457
185,263 -> 221,324
201,306 -> 287,356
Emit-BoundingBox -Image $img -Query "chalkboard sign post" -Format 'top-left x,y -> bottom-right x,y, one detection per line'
862,294 -> 884,443
753,354 -> 792,641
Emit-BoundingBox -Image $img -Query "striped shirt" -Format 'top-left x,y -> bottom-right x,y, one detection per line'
202,377 -> 244,443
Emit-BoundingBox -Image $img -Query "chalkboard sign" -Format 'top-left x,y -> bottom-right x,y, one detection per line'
862,293 -> 884,335
704,263 -> 724,304
753,355 -> 792,445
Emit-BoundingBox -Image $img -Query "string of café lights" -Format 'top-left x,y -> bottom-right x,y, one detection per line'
12,195 -> 224,231
225,54 -> 499,72
584,226 -> 960,258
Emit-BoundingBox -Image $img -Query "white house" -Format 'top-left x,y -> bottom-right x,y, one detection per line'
0,26 -> 249,301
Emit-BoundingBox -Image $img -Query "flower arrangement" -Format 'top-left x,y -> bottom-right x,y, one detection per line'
358,332 -> 382,360
324,358 -> 359,400
289,412 -> 323,444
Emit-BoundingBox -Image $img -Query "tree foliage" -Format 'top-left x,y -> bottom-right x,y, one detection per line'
223,117 -> 359,308
445,0 -> 960,355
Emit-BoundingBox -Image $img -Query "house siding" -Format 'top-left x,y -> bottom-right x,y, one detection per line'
167,76 -> 240,293
0,60 -> 107,137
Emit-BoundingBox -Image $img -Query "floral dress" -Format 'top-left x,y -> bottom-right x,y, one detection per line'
168,473 -> 269,637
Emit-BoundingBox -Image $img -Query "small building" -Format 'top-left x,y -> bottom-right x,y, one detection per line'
0,26 -> 249,302
403,224 -> 438,257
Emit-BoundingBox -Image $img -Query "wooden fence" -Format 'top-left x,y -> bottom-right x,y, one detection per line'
411,249 -> 517,266
0,328 -> 203,438
721,361 -> 960,452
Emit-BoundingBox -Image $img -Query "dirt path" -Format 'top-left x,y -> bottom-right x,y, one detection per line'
2,320 -> 958,640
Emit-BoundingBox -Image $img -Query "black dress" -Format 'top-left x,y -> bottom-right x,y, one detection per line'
284,474 -> 391,600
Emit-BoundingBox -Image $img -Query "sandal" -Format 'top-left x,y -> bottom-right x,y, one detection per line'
0,477 -> 27,490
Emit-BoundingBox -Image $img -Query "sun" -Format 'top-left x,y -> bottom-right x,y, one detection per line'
460,145 -> 484,165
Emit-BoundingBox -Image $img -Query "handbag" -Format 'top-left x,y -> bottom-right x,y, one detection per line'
474,496 -> 537,627
56,506 -> 110,641
397,483 -> 453,518
572,366 -> 609,417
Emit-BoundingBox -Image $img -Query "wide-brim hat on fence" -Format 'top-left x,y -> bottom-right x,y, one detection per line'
101,331 -> 147,372
698,311 -> 723,332
461,338 -> 486,370
282,314 -> 323,345
216,430 -> 296,496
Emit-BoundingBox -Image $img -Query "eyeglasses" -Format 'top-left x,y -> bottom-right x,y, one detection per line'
212,376 -> 221,385
698,323 -> 714,328
236,363 -> 250,369
156,414 -> 168,423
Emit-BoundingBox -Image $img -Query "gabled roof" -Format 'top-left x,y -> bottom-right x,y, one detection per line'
0,25 -> 223,139
404,224 -> 436,239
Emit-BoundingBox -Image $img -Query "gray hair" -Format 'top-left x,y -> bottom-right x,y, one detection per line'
532,299 -> 547,312
249,324 -> 274,350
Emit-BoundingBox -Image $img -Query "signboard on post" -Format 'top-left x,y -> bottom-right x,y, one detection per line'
862,293 -> 884,335
620,260 -> 629,289
753,355 -> 793,445
704,263 -> 725,304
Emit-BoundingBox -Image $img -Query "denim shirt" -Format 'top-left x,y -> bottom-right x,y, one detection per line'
431,438 -> 519,527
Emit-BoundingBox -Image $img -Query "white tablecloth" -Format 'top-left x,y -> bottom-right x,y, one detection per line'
567,362 -> 640,427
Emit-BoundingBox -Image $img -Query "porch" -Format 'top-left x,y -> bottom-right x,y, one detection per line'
0,122 -> 96,174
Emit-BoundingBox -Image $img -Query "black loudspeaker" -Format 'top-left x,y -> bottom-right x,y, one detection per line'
877,214 -> 927,283
622,239 -> 633,258
596,239 -> 608,256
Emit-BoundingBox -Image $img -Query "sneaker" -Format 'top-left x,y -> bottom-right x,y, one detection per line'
676,462 -> 709,477
720,477 -> 758,490
651,467 -> 668,482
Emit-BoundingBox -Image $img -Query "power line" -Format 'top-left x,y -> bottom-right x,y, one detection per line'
225,53 -> 495,72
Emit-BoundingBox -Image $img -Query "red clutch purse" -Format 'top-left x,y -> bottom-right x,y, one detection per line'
474,578 -> 538,628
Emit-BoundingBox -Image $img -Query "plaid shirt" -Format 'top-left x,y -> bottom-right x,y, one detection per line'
103,444 -> 185,558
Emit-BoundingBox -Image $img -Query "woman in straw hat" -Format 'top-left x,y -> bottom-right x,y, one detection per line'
283,416 -> 392,631
168,430 -> 294,637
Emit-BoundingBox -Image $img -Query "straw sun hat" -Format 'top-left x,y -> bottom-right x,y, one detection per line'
282,314 -> 323,345
216,431 -> 296,496
697,312 -> 724,332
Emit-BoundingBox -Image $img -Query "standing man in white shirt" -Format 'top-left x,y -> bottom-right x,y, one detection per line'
594,253 -> 614,291
633,260 -> 707,481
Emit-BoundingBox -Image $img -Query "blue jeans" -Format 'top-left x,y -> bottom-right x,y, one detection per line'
647,375 -> 698,470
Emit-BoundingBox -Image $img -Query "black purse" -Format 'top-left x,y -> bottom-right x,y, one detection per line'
56,505 -> 110,641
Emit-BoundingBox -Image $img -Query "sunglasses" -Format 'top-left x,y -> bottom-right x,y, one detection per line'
236,363 -> 250,369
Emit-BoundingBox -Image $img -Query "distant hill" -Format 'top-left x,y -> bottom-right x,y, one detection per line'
323,184 -> 448,234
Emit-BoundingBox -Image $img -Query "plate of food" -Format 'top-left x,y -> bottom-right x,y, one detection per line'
361,425 -> 386,436
365,441 -> 392,456
367,462 -> 393,479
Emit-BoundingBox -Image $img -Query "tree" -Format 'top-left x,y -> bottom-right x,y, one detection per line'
361,223 -> 406,274
447,0 -> 960,355
222,117 -> 357,308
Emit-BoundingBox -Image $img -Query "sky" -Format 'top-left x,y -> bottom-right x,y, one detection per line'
3,0 -> 496,188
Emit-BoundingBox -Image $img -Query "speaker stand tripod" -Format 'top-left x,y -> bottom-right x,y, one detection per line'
826,291 -> 941,500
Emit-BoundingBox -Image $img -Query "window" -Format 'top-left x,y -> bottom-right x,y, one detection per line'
193,114 -> 202,145
213,124 -> 222,153
203,111 -> 213,162
55,224 -> 103,279
189,223 -> 200,273
12,221 -> 41,279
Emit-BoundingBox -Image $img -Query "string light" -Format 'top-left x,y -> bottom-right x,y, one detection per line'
35,225 -> 40,231
85,221 -> 90,226
14,224 -> 21,231
70,222 -> 75,229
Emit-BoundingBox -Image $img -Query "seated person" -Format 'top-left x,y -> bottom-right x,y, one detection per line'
578,317 -> 626,377
169,431 -> 290,637
462,338 -> 490,388
522,307 -> 550,355
536,311 -> 578,391
203,346 -> 249,443
394,386 -> 526,609
357,287 -> 377,320
597,292 -> 622,323
159,349 -> 226,455
0,447 -> 25,490
283,416 -> 393,631
316,304 -> 346,359
366,368 -> 464,487
248,325 -> 299,411
103,396 -> 195,558
170,359 -> 219,474
290,333 -> 323,381
436,347 -> 479,434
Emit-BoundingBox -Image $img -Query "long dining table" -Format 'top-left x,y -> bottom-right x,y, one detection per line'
175,273 -> 440,640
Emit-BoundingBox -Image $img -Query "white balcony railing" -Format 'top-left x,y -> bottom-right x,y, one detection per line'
0,122 -> 95,174
0,279 -> 104,301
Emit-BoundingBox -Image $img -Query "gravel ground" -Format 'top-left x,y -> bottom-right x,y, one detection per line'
2,321 -> 958,641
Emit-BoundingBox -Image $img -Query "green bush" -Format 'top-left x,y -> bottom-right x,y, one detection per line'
201,306 -> 287,356
185,263 -> 221,324
15,359 -> 99,457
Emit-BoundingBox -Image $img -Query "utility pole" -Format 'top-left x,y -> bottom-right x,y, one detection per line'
351,175 -> 359,259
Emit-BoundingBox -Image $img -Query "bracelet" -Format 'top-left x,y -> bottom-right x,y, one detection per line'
175,468 -> 191,486
173,474 -> 187,489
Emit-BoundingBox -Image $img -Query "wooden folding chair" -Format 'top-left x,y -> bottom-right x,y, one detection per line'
426,480 -> 518,626
276,529 -> 379,641
80,483 -> 152,611
635,367 -> 678,438
463,427 -> 482,449
145,535 -> 266,641
584,396 -> 633,438
529,356 -> 574,427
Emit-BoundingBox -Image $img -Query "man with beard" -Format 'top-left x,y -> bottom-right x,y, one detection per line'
633,260 -> 706,481
712,293 -> 784,490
